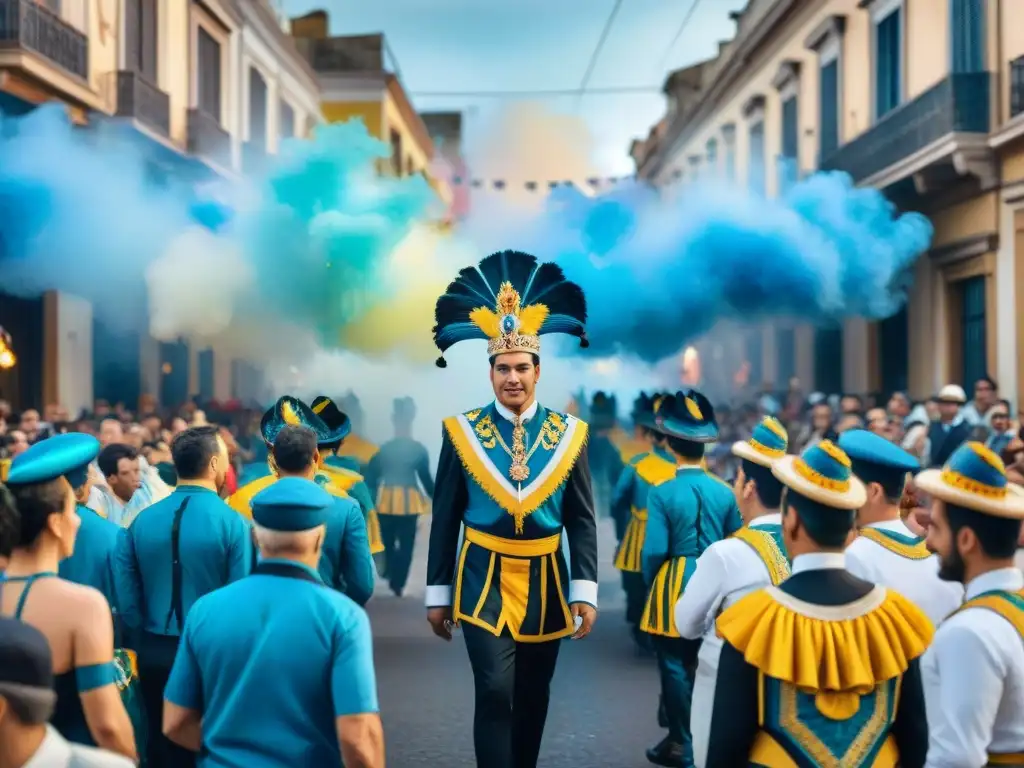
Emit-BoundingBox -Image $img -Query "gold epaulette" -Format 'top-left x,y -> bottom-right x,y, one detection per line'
319,463 -> 362,492
0,458 -> 8,482
633,453 -> 677,486
717,585 -> 934,718
618,438 -> 650,465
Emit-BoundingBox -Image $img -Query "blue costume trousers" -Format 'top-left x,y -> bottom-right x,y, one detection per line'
653,636 -> 701,763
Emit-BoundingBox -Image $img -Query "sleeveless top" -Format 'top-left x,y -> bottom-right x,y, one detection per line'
0,572 -> 116,746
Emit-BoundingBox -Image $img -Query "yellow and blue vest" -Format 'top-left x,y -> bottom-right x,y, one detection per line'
857,527 -> 932,560
613,447 -> 676,573
443,403 -> 588,643
368,437 -> 433,516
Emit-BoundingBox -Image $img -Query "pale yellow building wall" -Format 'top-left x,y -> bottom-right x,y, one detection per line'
905,0 -> 950,100
999,0 -> 1024,124
163,0 -> 192,149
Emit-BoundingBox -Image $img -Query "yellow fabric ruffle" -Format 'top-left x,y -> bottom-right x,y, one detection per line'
717,587 -> 934,697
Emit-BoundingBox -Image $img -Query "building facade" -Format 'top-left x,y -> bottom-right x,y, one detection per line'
290,11 -> 453,211
0,0 -> 321,413
633,0 -> 1023,405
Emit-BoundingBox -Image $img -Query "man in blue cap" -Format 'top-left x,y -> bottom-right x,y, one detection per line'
115,425 -> 252,768
364,397 -> 434,598
916,442 -> 1024,765
840,429 -> 963,627
639,390 -> 741,768
162,478 -> 384,768
704,440 -> 931,767
675,416 -> 792,768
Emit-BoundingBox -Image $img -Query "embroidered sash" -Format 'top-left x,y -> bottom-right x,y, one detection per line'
734,526 -> 790,586
444,406 -> 588,533
858,527 -> 932,560
956,589 -> 1024,639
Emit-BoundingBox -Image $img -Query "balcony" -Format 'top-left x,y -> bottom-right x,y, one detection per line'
114,71 -> 170,138
820,73 -> 992,191
187,108 -> 232,171
0,0 -> 88,80
241,140 -> 267,175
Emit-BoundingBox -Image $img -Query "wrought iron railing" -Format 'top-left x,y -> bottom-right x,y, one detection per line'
0,0 -> 88,80
115,71 -> 170,137
820,72 -> 990,182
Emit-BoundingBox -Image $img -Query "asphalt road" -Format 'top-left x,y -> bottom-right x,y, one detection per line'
367,516 -> 664,767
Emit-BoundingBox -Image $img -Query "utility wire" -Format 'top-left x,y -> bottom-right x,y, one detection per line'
656,0 -> 705,73
409,85 -> 661,98
575,0 -> 624,108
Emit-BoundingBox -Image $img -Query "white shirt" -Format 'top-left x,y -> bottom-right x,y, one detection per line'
675,513 -> 784,646
88,456 -> 171,527
923,567 -> 1024,767
845,519 -> 964,628
23,725 -> 134,768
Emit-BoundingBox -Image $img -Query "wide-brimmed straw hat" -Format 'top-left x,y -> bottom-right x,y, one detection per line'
915,441 -> 1024,519
732,416 -> 788,467
772,439 -> 866,510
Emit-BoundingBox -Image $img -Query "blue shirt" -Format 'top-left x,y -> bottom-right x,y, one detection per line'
319,496 -> 375,606
115,485 -> 252,637
59,503 -> 122,612
165,559 -> 379,768
641,465 -> 741,585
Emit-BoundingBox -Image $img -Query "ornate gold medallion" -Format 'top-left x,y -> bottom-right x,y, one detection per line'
509,463 -> 530,482
509,416 -> 530,483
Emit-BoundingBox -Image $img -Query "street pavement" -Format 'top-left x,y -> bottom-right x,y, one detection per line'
367,516 -> 665,766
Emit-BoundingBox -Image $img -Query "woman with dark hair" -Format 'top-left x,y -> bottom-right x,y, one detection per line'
0,434 -> 136,760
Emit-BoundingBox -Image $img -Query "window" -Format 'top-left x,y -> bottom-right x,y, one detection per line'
248,67 -> 268,147
874,6 -> 903,118
748,120 -> 766,195
389,129 -> 402,175
776,327 -> 796,385
779,95 -> 799,193
198,349 -> 214,401
814,324 -> 844,395
951,0 -> 984,73
879,307 -> 908,397
280,102 -> 295,139
819,60 -> 840,160
706,138 -> 718,171
960,277 -> 987,387
125,0 -> 158,81
722,126 -> 736,180
197,27 -> 222,121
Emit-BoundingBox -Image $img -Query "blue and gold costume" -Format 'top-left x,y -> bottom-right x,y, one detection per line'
334,392 -> 380,472
613,393 -> 675,638
705,440 -> 932,768
427,249 -> 597,768
639,390 -> 740,767
1,434 -> 145,755
588,392 -> 625,522
165,478 -> 380,767
310,395 -> 385,557
364,397 -> 434,596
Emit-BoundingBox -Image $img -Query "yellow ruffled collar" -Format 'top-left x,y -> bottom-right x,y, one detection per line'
717,585 -> 934,696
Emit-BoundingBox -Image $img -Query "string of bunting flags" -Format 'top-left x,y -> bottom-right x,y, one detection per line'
448,174 -> 641,191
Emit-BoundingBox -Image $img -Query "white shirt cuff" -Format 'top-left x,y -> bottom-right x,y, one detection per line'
568,580 -> 598,608
425,585 -> 451,608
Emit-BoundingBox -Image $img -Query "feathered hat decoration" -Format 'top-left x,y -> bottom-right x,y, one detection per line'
432,249 -> 589,367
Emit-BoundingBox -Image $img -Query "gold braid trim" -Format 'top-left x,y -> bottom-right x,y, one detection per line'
443,414 -> 589,527
717,586 -> 934,719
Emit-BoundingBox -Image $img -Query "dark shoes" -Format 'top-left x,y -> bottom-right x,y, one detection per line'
646,736 -> 685,767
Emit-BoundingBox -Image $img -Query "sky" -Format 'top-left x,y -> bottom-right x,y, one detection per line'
278,0 -> 749,178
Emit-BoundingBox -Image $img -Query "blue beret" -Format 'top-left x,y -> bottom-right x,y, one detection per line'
838,429 -> 919,473
251,477 -> 333,532
6,434 -> 100,487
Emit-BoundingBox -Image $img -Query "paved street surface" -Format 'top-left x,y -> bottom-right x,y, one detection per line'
367,516 -> 664,766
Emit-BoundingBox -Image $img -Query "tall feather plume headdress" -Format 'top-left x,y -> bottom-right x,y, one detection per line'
432,250 -> 590,368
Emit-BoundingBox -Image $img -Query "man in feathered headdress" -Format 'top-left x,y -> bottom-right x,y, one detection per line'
426,249 -> 598,768
362,397 -> 434,597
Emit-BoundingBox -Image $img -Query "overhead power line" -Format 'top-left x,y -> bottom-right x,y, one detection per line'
576,0 -> 625,107
409,85 -> 661,98
656,0 -> 705,72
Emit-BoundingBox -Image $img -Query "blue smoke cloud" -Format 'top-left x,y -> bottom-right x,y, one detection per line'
0,105 -> 434,344
495,173 -> 932,363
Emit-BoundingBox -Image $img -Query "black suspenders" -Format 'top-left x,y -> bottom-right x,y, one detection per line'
164,497 -> 192,634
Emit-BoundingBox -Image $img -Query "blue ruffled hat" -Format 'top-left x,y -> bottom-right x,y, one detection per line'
260,396 -> 347,447
732,416 -> 788,467
915,441 -> 1024,519
6,433 -> 100,489
772,439 -> 867,510
653,389 -> 718,443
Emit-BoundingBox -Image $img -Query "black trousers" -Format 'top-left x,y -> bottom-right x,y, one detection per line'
378,514 -> 418,593
622,571 -> 647,627
138,661 -> 196,768
462,623 -> 562,768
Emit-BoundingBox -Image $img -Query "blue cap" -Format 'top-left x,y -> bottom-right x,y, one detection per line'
839,429 -> 920,474
251,477 -> 333,532
6,433 -> 100,487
